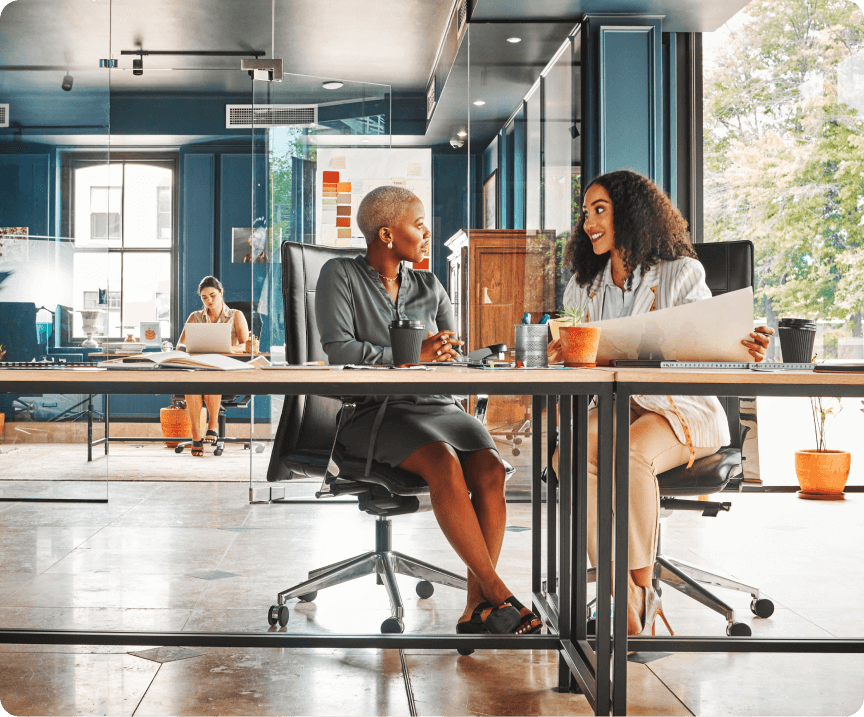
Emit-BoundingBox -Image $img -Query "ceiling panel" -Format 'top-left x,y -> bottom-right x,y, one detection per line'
470,0 -> 753,33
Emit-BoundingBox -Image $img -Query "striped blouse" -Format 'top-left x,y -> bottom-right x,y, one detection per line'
562,256 -> 731,449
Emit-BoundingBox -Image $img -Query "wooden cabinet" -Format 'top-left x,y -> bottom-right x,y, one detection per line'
445,229 -> 557,424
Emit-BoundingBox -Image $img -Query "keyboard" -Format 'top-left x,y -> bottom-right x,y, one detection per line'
0,361 -> 85,370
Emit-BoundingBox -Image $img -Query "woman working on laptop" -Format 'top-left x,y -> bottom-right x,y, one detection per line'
549,170 -> 774,638
177,276 -> 251,456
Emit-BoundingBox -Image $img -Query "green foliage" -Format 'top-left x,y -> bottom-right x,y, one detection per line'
704,0 -> 864,331
560,298 -> 590,326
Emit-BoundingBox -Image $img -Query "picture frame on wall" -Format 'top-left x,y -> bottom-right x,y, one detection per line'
139,321 -> 161,347
483,172 -> 497,230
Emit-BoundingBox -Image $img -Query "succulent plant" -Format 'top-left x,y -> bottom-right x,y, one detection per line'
558,299 -> 589,327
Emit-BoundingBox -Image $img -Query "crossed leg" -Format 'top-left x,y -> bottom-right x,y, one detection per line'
399,443 -> 539,632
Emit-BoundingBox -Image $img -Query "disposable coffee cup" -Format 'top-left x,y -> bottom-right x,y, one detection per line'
514,324 -> 549,367
389,320 -> 425,365
777,317 -> 816,363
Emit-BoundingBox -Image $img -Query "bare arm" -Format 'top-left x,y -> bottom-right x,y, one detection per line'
232,310 -> 250,353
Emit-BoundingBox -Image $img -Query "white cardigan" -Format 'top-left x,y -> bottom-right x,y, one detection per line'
563,256 -> 731,450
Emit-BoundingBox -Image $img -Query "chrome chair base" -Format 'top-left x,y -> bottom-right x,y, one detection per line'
272,517 -> 467,633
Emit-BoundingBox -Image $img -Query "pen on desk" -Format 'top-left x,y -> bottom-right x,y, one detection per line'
521,312 -> 532,324
539,314 -> 550,325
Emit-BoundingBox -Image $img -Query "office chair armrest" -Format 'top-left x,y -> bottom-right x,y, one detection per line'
312,400 -> 356,498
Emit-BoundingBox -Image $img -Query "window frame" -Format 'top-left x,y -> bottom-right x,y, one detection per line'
61,151 -> 180,341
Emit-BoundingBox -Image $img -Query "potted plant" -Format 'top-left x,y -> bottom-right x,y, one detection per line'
0,343 -> 6,361
160,396 -> 192,448
553,300 -> 602,367
794,397 -> 850,500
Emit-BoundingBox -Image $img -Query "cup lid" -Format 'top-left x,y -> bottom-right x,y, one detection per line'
779,317 -> 816,327
390,319 -> 425,329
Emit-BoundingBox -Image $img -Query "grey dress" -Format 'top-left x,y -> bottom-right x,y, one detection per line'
316,255 -> 496,469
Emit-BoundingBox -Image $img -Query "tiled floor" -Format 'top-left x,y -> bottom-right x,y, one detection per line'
0,481 -> 862,715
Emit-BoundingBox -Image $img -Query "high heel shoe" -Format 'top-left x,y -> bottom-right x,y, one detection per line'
636,586 -> 674,636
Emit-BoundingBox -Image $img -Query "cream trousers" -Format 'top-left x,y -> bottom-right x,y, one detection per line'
552,402 -> 720,571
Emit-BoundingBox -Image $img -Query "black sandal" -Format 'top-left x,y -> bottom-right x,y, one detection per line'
455,601 -> 491,656
190,440 -> 204,457
504,595 -> 543,635
203,430 -> 218,445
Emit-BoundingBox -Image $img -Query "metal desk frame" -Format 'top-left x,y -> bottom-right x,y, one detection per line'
0,368 -> 613,712
599,373 -> 864,715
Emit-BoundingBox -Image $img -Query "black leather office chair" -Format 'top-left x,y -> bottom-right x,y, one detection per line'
647,239 -> 774,636
266,241 -> 512,633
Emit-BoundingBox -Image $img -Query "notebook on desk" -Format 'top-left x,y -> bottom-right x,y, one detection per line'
183,323 -> 233,354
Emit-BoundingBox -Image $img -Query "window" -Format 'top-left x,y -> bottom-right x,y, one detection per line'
703,0 -> 864,361
64,155 -> 177,339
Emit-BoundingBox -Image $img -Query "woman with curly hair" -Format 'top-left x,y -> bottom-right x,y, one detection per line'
550,169 -> 773,637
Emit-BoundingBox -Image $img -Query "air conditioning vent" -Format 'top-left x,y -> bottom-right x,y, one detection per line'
456,0 -> 468,37
0,104 -> 8,128
426,77 -> 436,120
225,104 -> 317,128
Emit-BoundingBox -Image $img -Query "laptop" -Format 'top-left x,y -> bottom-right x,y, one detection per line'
183,323 -> 233,354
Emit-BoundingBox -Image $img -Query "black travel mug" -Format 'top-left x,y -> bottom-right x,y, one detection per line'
389,320 -> 426,365
777,317 -> 816,363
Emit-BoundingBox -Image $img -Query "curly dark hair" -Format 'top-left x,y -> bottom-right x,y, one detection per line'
563,170 -> 695,290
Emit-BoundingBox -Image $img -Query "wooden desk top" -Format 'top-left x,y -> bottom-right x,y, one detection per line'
0,366 -> 615,395
88,352 -> 268,359
612,367 -> 864,386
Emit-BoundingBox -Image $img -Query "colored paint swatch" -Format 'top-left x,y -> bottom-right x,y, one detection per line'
322,214 -> 337,226
323,171 -> 339,183
323,197 -> 338,205
323,183 -> 338,191
322,191 -> 338,198
336,238 -> 352,247
337,193 -> 352,203
337,228 -> 352,239
322,226 -> 338,244
336,217 -> 350,227
337,205 -> 351,216
322,204 -> 337,212
337,182 -> 351,192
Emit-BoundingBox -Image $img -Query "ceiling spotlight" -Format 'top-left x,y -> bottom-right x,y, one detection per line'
133,57 -> 143,76
457,130 -> 467,137
473,100 -> 485,106
61,73 -> 74,91
507,37 -> 522,43
322,81 -> 344,90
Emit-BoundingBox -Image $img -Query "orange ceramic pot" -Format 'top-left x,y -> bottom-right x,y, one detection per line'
794,449 -> 851,494
0,413 -> 5,439
160,406 -> 192,448
559,326 -> 602,367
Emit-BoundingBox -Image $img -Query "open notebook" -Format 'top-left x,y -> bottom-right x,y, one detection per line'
98,350 -> 268,371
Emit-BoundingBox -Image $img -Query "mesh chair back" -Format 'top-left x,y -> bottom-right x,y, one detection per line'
691,240 -> 754,449
267,242 -> 361,481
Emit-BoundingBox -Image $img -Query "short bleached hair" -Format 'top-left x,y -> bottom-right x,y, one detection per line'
356,185 -> 419,245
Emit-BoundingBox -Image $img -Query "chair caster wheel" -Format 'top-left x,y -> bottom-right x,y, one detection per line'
174,446 -> 183,454
416,581 -> 434,599
513,437 -> 522,445
381,617 -> 404,633
255,445 -> 265,454
726,621 -> 751,636
456,647 -> 475,656
268,604 -> 289,627
214,448 -> 223,456
512,448 -> 521,457
751,598 -> 774,618
298,591 -> 318,602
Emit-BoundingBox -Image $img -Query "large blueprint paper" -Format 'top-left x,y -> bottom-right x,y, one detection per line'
585,287 -> 755,364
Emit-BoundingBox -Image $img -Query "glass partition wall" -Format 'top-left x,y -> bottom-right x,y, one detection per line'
0,0 -> 112,501
249,74 -> 394,501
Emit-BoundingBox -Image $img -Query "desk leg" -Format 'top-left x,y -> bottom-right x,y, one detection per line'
104,394 -> 109,455
531,396 -> 544,597
612,388 -> 631,715
595,391 -> 614,715
557,395 -> 572,692
87,395 -> 93,463
546,397 -> 558,609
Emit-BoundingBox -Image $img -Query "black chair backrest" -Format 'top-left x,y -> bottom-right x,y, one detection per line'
691,240 -> 754,448
267,241 -> 361,481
